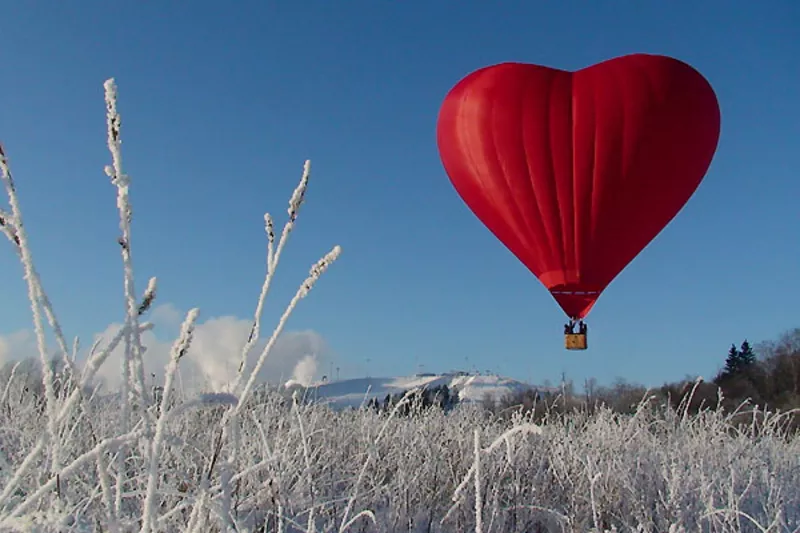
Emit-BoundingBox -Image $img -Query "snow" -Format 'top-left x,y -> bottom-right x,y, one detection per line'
285,371 -> 554,409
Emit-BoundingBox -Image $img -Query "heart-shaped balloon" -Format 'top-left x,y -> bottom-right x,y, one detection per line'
437,53 -> 721,319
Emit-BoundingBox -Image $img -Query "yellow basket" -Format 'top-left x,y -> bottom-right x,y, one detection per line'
565,333 -> 588,350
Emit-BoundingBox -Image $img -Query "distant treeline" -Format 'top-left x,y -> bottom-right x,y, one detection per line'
355,328 -> 800,432
483,327 -> 800,431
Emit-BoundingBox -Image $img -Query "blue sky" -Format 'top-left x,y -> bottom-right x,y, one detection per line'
0,1 -> 798,389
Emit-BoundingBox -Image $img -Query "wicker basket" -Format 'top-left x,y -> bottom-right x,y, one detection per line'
565,333 -> 588,350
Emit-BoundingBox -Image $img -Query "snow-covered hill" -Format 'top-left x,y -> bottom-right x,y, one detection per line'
284,372 -> 554,409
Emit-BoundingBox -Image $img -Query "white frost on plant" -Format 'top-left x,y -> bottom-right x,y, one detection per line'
0,79 -> 344,530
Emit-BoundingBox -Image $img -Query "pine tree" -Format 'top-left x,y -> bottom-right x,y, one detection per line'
724,343 -> 742,376
722,340 -> 757,380
739,340 -> 756,366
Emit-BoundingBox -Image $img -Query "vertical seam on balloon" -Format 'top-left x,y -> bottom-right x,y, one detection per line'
624,59 -> 654,261
486,80 -> 531,258
612,60 -> 637,287
619,62 -> 629,191
556,71 -> 574,282
590,70 -> 601,259
580,69 -> 598,279
519,72 -> 553,275
626,60 -> 649,191
569,72 -> 580,281
512,72 -> 542,260
616,61 -> 632,278
545,72 -> 566,276
567,72 -> 580,286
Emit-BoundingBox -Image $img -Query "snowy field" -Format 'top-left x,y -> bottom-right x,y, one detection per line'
0,81 -> 798,532
2,377 -> 798,532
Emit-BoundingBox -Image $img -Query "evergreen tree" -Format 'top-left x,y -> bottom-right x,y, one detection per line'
739,340 -> 756,366
721,340 -> 757,380
724,343 -> 741,376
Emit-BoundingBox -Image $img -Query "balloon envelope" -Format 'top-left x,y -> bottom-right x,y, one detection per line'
437,53 -> 721,319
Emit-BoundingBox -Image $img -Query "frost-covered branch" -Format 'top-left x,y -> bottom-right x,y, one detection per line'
140,308 -> 199,533
232,161 -> 311,394
236,244 -> 341,413
104,78 -> 151,421
1,428 -> 144,524
0,144 -> 62,473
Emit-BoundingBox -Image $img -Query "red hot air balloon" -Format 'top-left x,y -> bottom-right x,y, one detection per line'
437,53 -> 721,346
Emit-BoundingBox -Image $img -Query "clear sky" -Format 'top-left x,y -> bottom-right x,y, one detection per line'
0,1 -> 798,390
